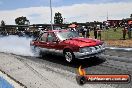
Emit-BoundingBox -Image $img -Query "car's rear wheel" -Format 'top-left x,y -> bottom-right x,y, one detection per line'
64,50 -> 75,63
31,46 -> 42,57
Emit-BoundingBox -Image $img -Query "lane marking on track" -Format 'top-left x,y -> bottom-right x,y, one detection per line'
106,47 -> 132,52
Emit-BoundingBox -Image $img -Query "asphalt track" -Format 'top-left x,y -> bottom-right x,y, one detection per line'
0,49 -> 132,88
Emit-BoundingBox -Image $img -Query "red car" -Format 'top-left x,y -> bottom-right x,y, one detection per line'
30,30 -> 105,63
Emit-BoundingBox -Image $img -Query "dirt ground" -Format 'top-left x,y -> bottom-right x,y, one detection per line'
105,39 -> 132,47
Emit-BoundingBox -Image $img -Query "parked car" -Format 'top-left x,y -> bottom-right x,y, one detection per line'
30,30 -> 105,63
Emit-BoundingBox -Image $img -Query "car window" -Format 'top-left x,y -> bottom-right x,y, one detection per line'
56,31 -> 79,41
40,33 -> 48,42
47,33 -> 56,42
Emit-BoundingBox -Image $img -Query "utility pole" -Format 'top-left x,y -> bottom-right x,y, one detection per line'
107,12 -> 109,21
50,0 -> 53,30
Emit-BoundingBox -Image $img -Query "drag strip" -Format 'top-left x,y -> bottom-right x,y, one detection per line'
19,53 -> 132,88
0,51 -> 132,88
104,49 -> 132,63
20,53 -> 132,74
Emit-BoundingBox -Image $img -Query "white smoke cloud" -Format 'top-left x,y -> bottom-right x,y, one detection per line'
0,35 -> 35,56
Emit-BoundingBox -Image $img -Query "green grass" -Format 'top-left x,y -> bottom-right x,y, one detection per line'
89,27 -> 131,40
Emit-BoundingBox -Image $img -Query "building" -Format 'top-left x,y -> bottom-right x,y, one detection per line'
107,20 -> 122,27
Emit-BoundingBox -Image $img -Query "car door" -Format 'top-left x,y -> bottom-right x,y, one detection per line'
37,32 -> 49,52
47,32 -> 61,53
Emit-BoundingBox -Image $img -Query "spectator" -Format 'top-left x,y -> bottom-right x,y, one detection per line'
94,27 -> 97,39
83,26 -> 87,38
76,28 -> 80,35
127,25 -> 131,39
82,27 -> 85,37
97,28 -> 102,40
70,28 -> 74,31
78,27 -> 83,37
122,27 -> 127,40
86,27 -> 90,38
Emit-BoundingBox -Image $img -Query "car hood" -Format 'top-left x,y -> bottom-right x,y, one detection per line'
63,37 -> 103,47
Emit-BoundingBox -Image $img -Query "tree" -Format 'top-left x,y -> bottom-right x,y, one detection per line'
1,20 -> 5,26
15,16 -> 29,31
15,16 -> 29,25
54,12 -> 63,24
130,14 -> 132,18
0,20 -> 6,32
71,22 -> 77,24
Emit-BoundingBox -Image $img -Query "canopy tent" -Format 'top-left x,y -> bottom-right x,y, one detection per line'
68,24 -> 77,28
128,21 -> 132,25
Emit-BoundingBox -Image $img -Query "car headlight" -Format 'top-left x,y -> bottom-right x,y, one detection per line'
79,47 -> 92,53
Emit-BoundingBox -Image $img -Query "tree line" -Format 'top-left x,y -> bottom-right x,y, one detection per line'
1,12 -> 132,29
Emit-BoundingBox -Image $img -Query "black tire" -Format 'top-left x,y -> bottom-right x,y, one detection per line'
31,46 -> 42,57
63,50 -> 75,63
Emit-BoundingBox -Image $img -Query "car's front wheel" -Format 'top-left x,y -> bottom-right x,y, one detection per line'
64,50 -> 75,63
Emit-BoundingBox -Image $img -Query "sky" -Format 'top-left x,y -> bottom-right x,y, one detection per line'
0,0 -> 132,24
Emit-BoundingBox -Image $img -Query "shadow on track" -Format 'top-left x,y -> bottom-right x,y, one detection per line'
37,54 -> 106,69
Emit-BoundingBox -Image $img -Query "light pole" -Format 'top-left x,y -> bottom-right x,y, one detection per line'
63,18 -> 66,24
50,0 -> 53,30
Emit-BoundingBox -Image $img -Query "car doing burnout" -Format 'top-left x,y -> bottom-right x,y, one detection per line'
30,30 -> 105,63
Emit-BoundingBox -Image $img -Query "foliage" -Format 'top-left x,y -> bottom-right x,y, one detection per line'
71,22 -> 77,24
15,16 -> 29,31
15,16 -> 29,25
0,20 -> 6,31
54,12 -> 63,24
1,20 -> 5,26
130,14 -> 132,18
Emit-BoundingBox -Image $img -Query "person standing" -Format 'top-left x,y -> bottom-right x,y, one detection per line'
86,27 -> 90,38
82,27 -> 85,37
127,25 -> 131,39
97,28 -> 102,40
83,26 -> 87,38
94,27 -> 97,39
122,26 -> 127,40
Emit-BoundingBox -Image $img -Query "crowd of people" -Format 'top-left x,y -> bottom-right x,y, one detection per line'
69,26 -> 102,40
1,24 -> 132,40
69,24 -> 132,40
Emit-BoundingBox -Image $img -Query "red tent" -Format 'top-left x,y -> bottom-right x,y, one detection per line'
128,21 -> 132,25
68,24 -> 77,28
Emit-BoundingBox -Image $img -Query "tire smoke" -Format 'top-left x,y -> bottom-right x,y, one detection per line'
0,35 -> 35,56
